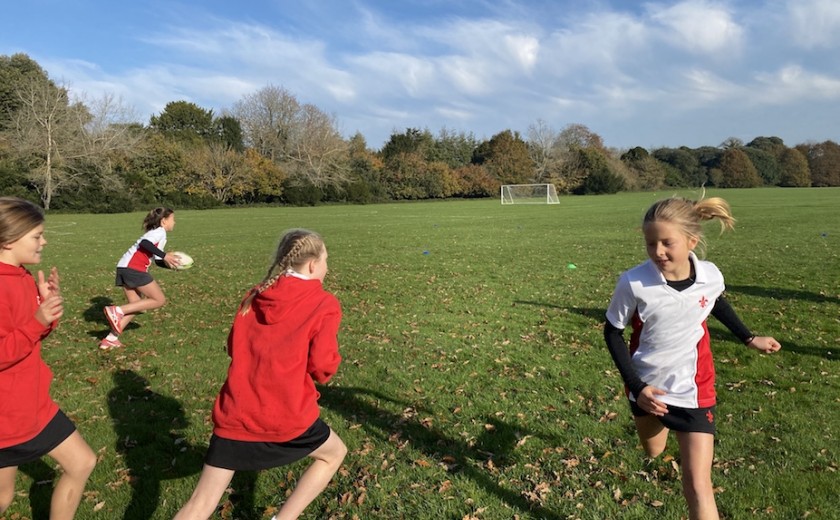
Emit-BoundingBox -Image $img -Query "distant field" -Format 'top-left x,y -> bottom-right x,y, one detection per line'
9,187 -> 838,519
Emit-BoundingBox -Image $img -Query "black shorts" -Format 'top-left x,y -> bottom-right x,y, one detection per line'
115,267 -> 153,288
630,400 -> 717,435
205,418 -> 331,471
0,410 -> 77,468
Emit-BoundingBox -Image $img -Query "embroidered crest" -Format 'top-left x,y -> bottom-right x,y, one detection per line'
699,295 -> 709,308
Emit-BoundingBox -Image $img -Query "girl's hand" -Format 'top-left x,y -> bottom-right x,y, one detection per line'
637,386 -> 669,416
37,267 -> 61,300
747,336 -> 782,353
35,294 -> 64,326
163,253 -> 181,269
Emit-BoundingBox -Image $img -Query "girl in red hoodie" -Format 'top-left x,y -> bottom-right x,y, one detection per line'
0,197 -> 96,519
175,229 -> 347,520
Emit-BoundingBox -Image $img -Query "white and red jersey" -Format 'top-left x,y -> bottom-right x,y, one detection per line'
116,227 -> 167,272
605,252 -> 725,408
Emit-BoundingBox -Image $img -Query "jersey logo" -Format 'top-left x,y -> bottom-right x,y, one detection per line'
706,409 -> 714,423
699,295 -> 709,308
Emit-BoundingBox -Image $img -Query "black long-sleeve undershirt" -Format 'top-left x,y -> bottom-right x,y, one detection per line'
138,239 -> 170,269
604,283 -> 753,396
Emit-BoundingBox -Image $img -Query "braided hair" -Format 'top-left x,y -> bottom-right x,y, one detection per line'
240,229 -> 326,315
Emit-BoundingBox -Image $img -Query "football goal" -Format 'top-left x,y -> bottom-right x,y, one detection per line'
500,183 -> 560,204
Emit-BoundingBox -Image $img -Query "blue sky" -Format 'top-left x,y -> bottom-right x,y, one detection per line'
3,0 -> 840,151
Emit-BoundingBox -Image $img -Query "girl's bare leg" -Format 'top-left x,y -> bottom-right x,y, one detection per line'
0,466 -> 18,513
634,414 -> 669,458
676,431 -> 719,520
274,430 -> 347,520
47,431 -> 96,520
173,465 -> 235,520
117,281 -> 167,331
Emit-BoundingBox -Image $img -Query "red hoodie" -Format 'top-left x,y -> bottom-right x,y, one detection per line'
212,275 -> 342,442
0,262 -> 59,449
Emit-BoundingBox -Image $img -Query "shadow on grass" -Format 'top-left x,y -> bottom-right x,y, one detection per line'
514,301 -> 605,324
107,369 -> 206,520
16,459 -> 53,520
83,296 -> 140,339
710,325 -> 836,361
726,284 -> 839,305
320,385 -> 565,520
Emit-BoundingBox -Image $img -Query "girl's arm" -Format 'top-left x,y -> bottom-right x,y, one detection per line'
603,321 -> 647,396
308,307 -> 342,384
0,300 -> 58,370
711,295 -> 782,353
139,239 -> 180,269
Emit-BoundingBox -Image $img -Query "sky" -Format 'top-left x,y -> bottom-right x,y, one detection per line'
2,0 -> 840,151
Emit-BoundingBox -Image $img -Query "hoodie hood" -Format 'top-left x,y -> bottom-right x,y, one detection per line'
251,275 -> 327,325
0,261 -> 30,278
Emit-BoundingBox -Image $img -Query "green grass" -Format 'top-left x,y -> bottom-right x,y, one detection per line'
7,188 -> 839,519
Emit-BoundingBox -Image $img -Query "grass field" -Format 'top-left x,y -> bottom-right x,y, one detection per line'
6,188 -> 839,519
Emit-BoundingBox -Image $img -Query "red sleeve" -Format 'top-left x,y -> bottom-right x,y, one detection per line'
0,300 -> 50,371
307,298 -> 342,384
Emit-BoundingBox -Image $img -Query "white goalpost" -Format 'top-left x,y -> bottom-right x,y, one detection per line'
500,183 -> 560,204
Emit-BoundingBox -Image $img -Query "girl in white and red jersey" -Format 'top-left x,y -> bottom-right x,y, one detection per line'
101,207 -> 180,350
604,196 -> 781,520
0,197 -> 96,519
174,229 -> 347,520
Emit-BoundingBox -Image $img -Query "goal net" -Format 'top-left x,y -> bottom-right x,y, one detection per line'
500,183 -> 560,204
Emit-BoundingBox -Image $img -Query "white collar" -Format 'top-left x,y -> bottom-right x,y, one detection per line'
285,269 -> 310,280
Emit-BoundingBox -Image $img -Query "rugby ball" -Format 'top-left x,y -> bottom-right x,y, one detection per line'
172,251 -> 194,270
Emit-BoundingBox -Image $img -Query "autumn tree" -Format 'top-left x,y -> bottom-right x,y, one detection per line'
149,101 -> 216,145
746,136 -> 787,157
183,143 -> 285,203
714,148 -> 761,188
573,147 -> 624,194
558,123 -> 604,150
8,74 -> 89,209
621,146 -> 666,190
126,133 -> 189,201
380,128 -> 434,160
216,115 -> 244,151
0,53 -> 47,130
795,141 -> 840,186
346,132 -> 384,203
526,119 -> 561,182
232,85 -> 349,189
452,164 -> 498,198
742,147 -> 781,186
429,127 -> 477,169
777,147 -> 811,187
551,123 -> 608,192
652,147 -> 706,187
472,130 -> 533,184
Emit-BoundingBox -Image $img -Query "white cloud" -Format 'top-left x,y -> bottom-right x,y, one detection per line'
504,33 -> 540,71
541,10 -> 649,77
754,65 -> 840,103
679,68 -> 742,103
786,0 -> 840,48
647,0 -> 743,55
11,0 -> 840,149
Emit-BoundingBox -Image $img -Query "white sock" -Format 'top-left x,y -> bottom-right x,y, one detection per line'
105,333 -> 119,341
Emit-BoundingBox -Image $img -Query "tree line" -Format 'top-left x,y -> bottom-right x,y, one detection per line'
1,53 -> 837,212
